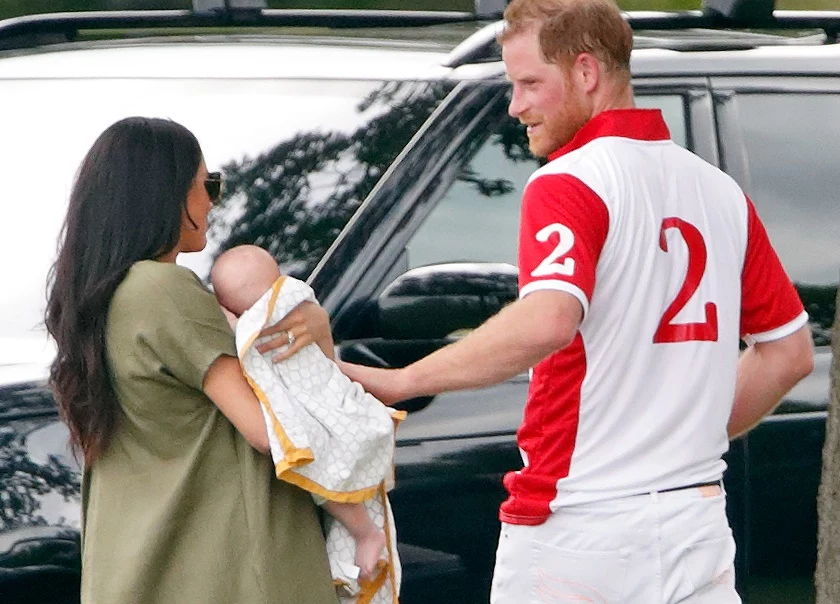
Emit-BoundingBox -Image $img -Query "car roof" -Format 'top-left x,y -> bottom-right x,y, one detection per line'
2,4 -> 840,81
632,44 -> 840,78
0,36 -> 455,80
3,26 -> 840,83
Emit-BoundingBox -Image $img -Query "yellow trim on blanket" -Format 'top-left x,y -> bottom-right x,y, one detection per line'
264,276 -> 285,328
238,276 -> 287,362
243,371 -> 315,468
238,275 -> 400,512
381,484 -> 399,604
239,275 -> 316,472
277,471 -> 381,504
357,559 -> 390,604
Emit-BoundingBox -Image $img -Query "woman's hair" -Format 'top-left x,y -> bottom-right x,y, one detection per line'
500,0 -> 632,79
45,116 -> 203,465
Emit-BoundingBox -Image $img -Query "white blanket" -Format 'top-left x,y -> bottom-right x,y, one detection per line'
236,275 -> 404,603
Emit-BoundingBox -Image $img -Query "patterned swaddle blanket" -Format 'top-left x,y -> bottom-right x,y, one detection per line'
236,276 -> 405,603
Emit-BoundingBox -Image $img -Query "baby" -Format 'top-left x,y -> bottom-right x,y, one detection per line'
210,245 -> 395,586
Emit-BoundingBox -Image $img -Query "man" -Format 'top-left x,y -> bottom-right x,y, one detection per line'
339,0 -> 814,601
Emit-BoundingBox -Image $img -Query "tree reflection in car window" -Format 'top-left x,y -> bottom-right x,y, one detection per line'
0,386 -> 81,531
737,93 -> 840,346
405,94 -> 689,269
203,80 -> 456,281
0,78 -> 453,347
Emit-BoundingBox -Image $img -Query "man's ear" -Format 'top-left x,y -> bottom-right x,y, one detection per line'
574,52 -> 601,94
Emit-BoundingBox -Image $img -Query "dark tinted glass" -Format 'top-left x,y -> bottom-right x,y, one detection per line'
406,94 -> 689,268
737,93 -> 840,346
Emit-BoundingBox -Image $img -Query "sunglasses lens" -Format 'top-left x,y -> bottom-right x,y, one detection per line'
205,173 -> 222,201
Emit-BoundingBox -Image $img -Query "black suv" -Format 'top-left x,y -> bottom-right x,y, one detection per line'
0,2 -> 837,603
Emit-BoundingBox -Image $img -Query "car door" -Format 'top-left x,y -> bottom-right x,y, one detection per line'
711,76 -> 840,604
0,376 -> 81,604
314,77 -> 717,604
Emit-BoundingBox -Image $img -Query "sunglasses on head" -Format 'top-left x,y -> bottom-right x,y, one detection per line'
204,172 -> 223,202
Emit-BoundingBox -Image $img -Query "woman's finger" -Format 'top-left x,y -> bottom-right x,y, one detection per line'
255,330 -> 285,354
271,330 -> 313,363
259,316 -> 305,339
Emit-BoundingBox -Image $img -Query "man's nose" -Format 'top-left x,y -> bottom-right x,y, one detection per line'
508,88 -> 525,119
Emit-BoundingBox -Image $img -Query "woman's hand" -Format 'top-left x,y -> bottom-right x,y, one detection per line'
256,301 -> 334,362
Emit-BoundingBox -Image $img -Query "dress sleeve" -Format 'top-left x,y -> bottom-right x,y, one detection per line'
136,264 -> 237,391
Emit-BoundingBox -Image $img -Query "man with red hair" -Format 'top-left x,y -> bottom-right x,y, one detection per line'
341,0 -> 813,601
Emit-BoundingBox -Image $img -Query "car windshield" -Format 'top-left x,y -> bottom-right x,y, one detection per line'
0,76 -> 453,360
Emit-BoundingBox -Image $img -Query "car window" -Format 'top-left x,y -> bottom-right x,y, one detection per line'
736,93 -> 840,346
636,94 -> 688,148
405,94 -> 689,269
0,77 -> 452,351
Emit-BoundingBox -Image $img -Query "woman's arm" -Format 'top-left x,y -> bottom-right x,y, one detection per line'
202,354 -> 270,453
202,302 -> 333,454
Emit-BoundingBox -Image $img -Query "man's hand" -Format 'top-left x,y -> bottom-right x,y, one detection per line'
256,301 -> 335,362
338,361 -> 409,406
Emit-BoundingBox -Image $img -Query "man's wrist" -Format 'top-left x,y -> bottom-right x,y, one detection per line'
396,365 -> 418,401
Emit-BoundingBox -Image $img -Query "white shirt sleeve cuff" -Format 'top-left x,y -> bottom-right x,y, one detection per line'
519,280 -> 590,318
743,310 -> 809,346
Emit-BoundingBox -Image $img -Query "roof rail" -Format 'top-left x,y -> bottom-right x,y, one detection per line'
192,0 -> 267,14
0,8 -> 481,52
443,8 -> 840,68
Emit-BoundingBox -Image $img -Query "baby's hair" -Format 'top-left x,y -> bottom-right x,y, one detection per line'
211,245 -> 281,316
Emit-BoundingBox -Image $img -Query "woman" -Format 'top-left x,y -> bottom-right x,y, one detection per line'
45,117 -> 337,603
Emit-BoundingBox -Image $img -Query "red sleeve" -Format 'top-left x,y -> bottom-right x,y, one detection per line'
740,196 -> 806,342
518,173 -> 609,313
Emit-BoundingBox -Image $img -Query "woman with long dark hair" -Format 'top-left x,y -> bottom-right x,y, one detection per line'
45,117 -> 337,603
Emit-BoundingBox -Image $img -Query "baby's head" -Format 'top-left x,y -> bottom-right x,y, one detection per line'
210,245 -> 281,316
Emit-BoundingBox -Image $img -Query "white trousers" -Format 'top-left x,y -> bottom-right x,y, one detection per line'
490,486 -> 740,604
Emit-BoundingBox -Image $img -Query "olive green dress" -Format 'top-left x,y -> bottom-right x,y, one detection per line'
80,260 -> 336,604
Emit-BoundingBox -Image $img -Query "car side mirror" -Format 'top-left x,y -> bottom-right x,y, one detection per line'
377,262 -> 518,340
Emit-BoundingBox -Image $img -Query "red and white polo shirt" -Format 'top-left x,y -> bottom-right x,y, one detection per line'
500,109 -> 807,525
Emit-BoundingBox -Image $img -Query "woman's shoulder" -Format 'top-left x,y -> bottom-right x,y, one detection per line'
113,261 -> 211,311
124,260 -> 206,293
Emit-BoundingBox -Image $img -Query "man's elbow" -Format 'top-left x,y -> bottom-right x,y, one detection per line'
791,337 -> 815,383
537,317 -> 578,356
780,325 -> 815,388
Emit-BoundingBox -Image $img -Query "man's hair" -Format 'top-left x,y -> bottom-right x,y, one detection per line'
500,0 -> 632,78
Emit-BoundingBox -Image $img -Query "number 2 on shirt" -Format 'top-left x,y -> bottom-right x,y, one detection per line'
654,217 -> 718,343
530,223 -> 576,277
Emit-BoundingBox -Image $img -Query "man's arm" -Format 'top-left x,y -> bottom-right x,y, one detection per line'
728,324 -> 814,439
339,289 -> 582,405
